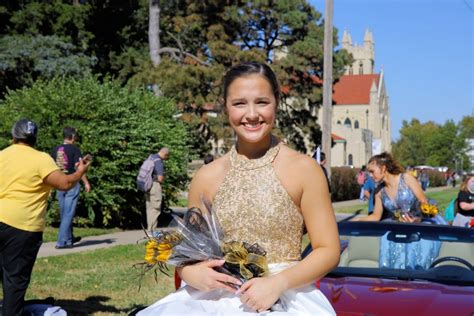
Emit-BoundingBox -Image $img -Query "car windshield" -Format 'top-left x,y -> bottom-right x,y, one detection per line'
332,222 -> 474,286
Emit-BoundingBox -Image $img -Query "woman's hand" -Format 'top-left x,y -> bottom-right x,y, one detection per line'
76,156 -> 92,174
179,259 -> 242,293
400,213 -> 421,223
238,275 -> 287,312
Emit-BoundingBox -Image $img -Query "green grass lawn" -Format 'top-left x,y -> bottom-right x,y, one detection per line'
27,244 -> 175,315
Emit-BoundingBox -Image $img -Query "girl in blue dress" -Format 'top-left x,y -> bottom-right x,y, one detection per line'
355,152 -> 443,269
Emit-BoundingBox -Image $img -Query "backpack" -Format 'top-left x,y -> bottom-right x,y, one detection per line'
444,198 -> 458,222
357,171 -> 366,185
136,155 -> 160,192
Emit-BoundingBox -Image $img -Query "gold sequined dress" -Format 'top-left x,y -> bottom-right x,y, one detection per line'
138,142 -> 336,315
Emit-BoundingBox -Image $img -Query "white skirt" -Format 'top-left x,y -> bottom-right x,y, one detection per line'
453,213 -> 473,227
137,263 -> 336,316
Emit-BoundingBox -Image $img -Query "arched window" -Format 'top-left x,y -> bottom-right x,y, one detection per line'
348,154 -> 353,166
354,120 -> 360,129
337,120 -> 341,125
344,118 -> 352,128
359,62 -> 364,74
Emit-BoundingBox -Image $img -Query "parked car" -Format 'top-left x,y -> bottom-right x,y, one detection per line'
314,222 -> 474,316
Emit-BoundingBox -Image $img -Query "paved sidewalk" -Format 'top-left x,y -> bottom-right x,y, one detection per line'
37,210 -> 354,258
38,230 -> 147,258
38,185 -> 455,258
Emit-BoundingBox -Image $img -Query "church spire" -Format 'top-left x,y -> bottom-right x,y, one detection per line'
364,29 -> 374,44
342,30 -> 352,49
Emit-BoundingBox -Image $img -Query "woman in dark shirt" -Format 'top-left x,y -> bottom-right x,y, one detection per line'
453,176 -> 474,227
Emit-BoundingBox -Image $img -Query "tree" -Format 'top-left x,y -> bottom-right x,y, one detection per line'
1,0 -> 352,155
0,35 -> 96,96
392,118 -> 468,169
130,0 -> 351,153
1,0 -> 148,78
459,115 -> 474,138
5,0 -> 93,49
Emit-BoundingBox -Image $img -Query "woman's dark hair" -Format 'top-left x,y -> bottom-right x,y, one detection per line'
11,118 -> 38,146
223,62 -> 280,104
368,152 -> 404,175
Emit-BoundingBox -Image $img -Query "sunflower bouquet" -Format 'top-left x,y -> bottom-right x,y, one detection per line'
137,199 -> 269,287
420,201 -> 439,217
393,199 -> 439,222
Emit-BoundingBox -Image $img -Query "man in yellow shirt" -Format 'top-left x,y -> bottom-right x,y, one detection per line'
0,119 -> 91,315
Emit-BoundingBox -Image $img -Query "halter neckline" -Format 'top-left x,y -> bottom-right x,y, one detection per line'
230,135 -> 280,170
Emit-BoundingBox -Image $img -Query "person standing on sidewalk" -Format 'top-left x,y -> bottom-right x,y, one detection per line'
0,119 -> 91,315
356,166 -> 367,200
51,127 -> 91,249
145,147 -> 170,231
419,169 -> 429,191
363,174 -> 376,215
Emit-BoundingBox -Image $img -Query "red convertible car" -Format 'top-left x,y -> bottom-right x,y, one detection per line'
314,222 -> 474,316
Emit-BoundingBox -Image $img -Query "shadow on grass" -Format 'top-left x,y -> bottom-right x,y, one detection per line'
56,295 -> 143,314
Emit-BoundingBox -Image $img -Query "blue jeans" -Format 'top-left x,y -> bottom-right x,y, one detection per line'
56,183 -> 80,247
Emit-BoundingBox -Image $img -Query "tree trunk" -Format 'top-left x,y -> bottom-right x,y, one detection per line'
149,0 -> 161,67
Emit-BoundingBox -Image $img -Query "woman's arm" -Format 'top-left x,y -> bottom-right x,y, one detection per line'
43,157 -> 91,190
459,201 -> 474,210
354,191 -> 384,221
82,175 -> 91,193
239,156 -> 339,311
404,172 -> 428,204
458,191 -> 474,211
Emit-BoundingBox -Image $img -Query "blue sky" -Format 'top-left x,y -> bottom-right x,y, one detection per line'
309,0 -> 474,141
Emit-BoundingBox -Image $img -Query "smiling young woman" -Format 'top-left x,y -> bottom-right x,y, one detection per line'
137,62 -> 339,315
225,73 -> 277,157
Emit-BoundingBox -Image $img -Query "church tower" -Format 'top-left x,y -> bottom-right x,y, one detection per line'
318,29 -> 391,167
342,29 -> 375,75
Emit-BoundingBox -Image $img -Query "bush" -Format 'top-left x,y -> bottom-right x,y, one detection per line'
426,170 -> 446,187
0,76 -> 189,228
330,167 -> 360,202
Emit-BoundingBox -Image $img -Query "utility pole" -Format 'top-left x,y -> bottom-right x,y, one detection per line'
322,0 -> 334,178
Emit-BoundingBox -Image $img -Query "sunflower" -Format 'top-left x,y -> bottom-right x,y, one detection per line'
420,202 -> 439,216
144,231 -> 182,266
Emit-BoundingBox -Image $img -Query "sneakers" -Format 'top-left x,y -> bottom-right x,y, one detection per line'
55,236 -> 81,249
55,244 -> 73,249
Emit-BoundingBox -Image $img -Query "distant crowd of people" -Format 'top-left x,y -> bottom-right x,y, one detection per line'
316,154 -> 472,228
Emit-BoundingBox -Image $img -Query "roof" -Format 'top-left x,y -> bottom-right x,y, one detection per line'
333,74 -> 380,105
332,133 -> 346,142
